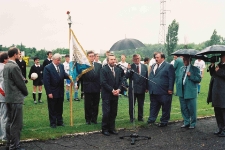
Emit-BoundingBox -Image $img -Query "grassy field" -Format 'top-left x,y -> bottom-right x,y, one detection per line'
21,66 -> 214,140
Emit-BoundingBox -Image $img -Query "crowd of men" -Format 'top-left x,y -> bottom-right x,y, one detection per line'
1,47 -> 225,149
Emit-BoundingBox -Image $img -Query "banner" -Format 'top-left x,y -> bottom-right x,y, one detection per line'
69,29 -> 93,80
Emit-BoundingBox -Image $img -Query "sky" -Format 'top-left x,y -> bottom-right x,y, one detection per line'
0,0 -> 225,53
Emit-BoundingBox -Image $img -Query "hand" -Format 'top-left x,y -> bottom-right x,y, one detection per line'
127,64 -> 131,69
215,66 -> 219,71
168,90 -> 173,95
48,94 -> 53,99
187,72 -> 191,76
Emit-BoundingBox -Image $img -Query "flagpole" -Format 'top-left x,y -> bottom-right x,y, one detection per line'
67,11 -> 73,126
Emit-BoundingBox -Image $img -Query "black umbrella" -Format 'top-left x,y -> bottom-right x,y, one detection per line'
171,49 -> 199,57
196,45 -> 225,55
110,38 -> 145,51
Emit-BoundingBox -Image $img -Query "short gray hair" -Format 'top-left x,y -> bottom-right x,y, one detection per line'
52,53 -> 61,60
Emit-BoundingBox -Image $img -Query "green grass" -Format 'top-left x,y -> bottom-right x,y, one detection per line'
21,67 -> 213,140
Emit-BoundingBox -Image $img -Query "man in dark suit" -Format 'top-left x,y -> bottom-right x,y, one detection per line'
126,54 -> 148,122
3,47 -> 28,150
207,54 -> 225,137
147,52 -> 175,127
100,54 -> 123,136
43,53 -> 70,128
43,51 -> 52,68
82,50 -> 102,125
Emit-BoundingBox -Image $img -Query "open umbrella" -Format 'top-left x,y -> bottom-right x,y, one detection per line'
110,38 -> 145,51
171,49 -> 200,57
196,45 -> 225,55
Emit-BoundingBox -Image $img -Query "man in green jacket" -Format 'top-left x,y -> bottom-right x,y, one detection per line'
176,56 -> 201,129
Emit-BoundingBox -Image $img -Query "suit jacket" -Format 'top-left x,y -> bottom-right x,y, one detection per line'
207,62 -> 225,108
174,57 -> 184,76
3,60 -> 28,103
16,59 -> 26,78
176,65 -> 201,99
125,63 -> 148,94
43,59 -> 52,68
82,62 -> 102,93
43,63 -> 69,98
148,61 -> 175,95
100,65 -> 123,100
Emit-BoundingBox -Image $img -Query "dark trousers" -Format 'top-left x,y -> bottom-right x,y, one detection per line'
84,93 -> 100,122
148,94 -> 172,124
128,92 -> 145,120
6,103 -> 23,150
47,97 -> 64,126
102,96 -> 118,132
214,107 -> 225,130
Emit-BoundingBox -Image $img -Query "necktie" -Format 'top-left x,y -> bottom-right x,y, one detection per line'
57,65 -> 60,74
112,67 -> 115,77
182,66 -> 187,84
137,65 -> 139,74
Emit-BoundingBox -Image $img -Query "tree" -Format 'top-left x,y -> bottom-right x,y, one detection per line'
165,19 -> 179,62
209,29 -> 221,46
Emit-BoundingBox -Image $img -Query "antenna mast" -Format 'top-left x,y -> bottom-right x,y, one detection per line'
158,0 -> 167,45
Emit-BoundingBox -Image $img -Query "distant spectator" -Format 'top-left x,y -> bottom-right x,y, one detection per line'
194,59 -> 206,94
94,53 -> 101,64
43,51 -> 52,68
102,51 -> 110,67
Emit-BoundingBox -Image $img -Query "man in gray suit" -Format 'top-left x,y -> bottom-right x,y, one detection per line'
3,47 -> 28,150
126,54 -> 148,122
82,51 -> 102,125
147,52 -> 175,127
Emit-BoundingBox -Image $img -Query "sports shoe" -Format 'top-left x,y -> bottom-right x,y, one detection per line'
38,100 -> 43,103
34,101 -> 37,104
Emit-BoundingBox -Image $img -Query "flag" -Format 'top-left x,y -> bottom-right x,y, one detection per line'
69,29 -> 93,80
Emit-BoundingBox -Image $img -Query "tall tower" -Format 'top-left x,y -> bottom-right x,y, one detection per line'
158,0 -> 167,45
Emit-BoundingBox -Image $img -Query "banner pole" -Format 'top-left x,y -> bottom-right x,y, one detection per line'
69,23 -> 73,126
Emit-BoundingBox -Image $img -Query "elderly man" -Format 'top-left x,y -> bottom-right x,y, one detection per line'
43,53 -> 70,128
207,54 -> 225,137
147,52 -> 175,127
177,56 -> 201,129
126,54 -> 148,122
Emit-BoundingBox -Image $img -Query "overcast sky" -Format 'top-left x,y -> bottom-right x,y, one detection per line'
0,0 -> 225,53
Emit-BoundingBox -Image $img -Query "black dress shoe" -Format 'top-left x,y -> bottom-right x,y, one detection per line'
57,124 -> 65,127
158,123 -> 167,127
138,118 -> 144,122
50,124 -> 56,128
214,129 -> 222,135
147,120 -> 155,124
108,130 -> 118,135
181,124 -> 190,128
218,131 -> 225,137
102,131 -> 110,136
86,121 -> 91,125
91,121 -> 97,124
